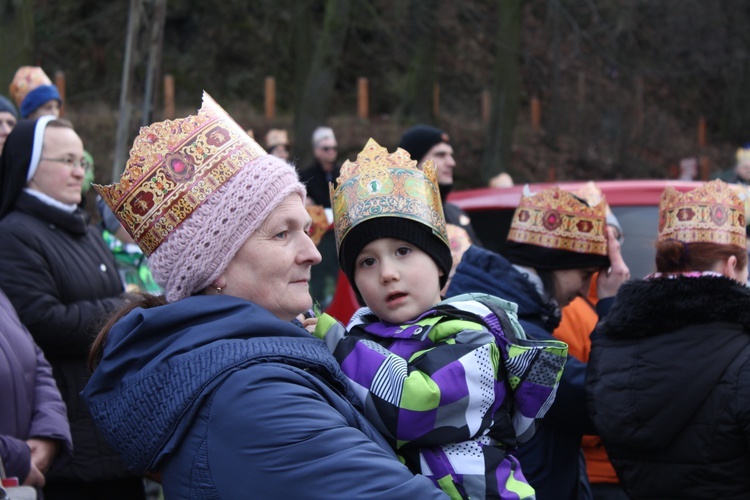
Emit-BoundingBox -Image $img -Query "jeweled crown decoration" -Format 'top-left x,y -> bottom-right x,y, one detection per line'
329,138 -> 448,251
508,187 -> 608,255
658,180 -> 746,248
95,92 -> 266,256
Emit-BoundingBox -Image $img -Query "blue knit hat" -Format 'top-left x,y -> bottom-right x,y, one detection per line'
20,85 -> 61,118
0,95 -> 17,118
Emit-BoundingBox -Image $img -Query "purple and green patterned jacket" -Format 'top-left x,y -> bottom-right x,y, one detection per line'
315,292 -> 568,500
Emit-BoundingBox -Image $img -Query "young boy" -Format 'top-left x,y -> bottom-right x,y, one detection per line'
312,139 -> 568,500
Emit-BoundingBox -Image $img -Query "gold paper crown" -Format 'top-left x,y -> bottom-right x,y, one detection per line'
329,138 -> 448,251
305,205 -> 330,246
508,186 -> 608,255
658,180 -> 746,248
95,92 -> 266,256
736,147 -> 750,164
9,66 -> 53,107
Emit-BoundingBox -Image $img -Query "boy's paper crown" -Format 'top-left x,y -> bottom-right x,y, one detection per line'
329,138 -> 448,252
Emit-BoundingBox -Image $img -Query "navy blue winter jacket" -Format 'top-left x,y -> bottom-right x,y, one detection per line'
82,295 -> 445,499
447,246 -> 612,500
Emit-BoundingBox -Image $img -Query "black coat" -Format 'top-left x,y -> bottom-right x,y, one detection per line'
587,274 -> 750,499
0,192 -> 131,483
299,160 -> 339,208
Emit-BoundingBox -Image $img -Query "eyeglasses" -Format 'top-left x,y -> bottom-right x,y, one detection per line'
41,157 -> 92,172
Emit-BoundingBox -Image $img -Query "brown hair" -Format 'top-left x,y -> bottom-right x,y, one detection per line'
46,118 -> 73,129
87,293 -> 167,371
655,240 -> 748,274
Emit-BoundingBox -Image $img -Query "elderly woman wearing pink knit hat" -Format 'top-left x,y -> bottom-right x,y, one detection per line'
82,94 -> 444,499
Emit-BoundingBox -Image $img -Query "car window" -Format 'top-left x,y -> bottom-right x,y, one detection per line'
611,206 -> 658,280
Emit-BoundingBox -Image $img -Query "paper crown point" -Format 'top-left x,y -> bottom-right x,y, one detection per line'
94,91 -> 267,256
9,66 -> 53,107
329,138 -> 448,251
508,186 -> 608,256
658,180 -> 746,248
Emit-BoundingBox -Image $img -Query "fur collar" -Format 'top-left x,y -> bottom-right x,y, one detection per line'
599,275 -> 750,339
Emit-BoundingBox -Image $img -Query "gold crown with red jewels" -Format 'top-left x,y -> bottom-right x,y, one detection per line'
658,180 -> 746,248
329,138 -> 448,250
95,92 -> 266,256
508,186 -> 608,255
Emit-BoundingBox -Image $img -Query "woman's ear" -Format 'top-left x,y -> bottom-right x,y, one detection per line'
717,255 -> 739,280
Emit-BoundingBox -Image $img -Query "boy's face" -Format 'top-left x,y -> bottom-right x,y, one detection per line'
354,237 -> 443,324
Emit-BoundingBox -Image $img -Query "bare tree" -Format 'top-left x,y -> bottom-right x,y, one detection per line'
480,0 -> 522,182
0,0 -> 35,90
292,0 -> 352,167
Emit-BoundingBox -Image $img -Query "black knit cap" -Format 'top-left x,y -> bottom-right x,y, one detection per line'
398,125 -> 449,163
505,241 -> 610,270
339,217 -> 452,302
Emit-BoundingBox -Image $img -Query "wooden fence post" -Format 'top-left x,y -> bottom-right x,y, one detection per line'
54,71 -> 66,117
577,72 -> 585,111
634,76 -> 644,136
530,96 -> 541,132
433,83 -> 440,119
698,116 -> 706,148
357,77 -> 368,120
265,76 -> 275,121
481,89 -> 491,124
699,156 -> 711,181
163,74 -> 175,119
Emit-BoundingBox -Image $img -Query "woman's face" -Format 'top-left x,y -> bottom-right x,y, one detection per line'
0,111 -> 16,153
552,267 -> 599,308
220,194 -> 322,320
27,126 -> 85,205
27,100 -> 60,120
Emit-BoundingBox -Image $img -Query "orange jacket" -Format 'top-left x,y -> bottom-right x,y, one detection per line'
553,278 -> 619,484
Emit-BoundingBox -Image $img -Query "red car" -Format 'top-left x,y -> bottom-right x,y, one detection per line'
320,179 -> 705,323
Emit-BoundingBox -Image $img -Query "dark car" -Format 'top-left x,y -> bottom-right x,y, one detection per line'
319,179 -> 705,323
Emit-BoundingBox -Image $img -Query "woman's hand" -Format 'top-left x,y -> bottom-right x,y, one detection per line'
597,227 -> 630,299
26,438 -> 59,475
22,462 -> 45,488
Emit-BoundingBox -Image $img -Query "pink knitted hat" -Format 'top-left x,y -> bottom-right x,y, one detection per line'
149,155 -> 304,301
96,93 -> 305,302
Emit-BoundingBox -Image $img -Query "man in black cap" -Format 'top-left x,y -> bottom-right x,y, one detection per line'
398,125 -> 481,245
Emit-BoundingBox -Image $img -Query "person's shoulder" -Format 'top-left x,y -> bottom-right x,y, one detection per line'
299,162 -> 321,178
0,209 -> 41,236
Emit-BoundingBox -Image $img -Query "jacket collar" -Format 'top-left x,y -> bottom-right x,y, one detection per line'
15,191 -> 89,235
599,274 -> 750,339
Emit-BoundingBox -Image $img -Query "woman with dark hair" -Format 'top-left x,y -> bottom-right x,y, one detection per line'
446,186 -> 630,500
82,94 -> 445,499
586,180 -> 750,499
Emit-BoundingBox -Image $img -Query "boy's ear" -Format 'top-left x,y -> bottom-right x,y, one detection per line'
438,268 -> 445,277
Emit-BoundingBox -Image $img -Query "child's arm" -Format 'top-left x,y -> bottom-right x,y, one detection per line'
310,312 -> 349,355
